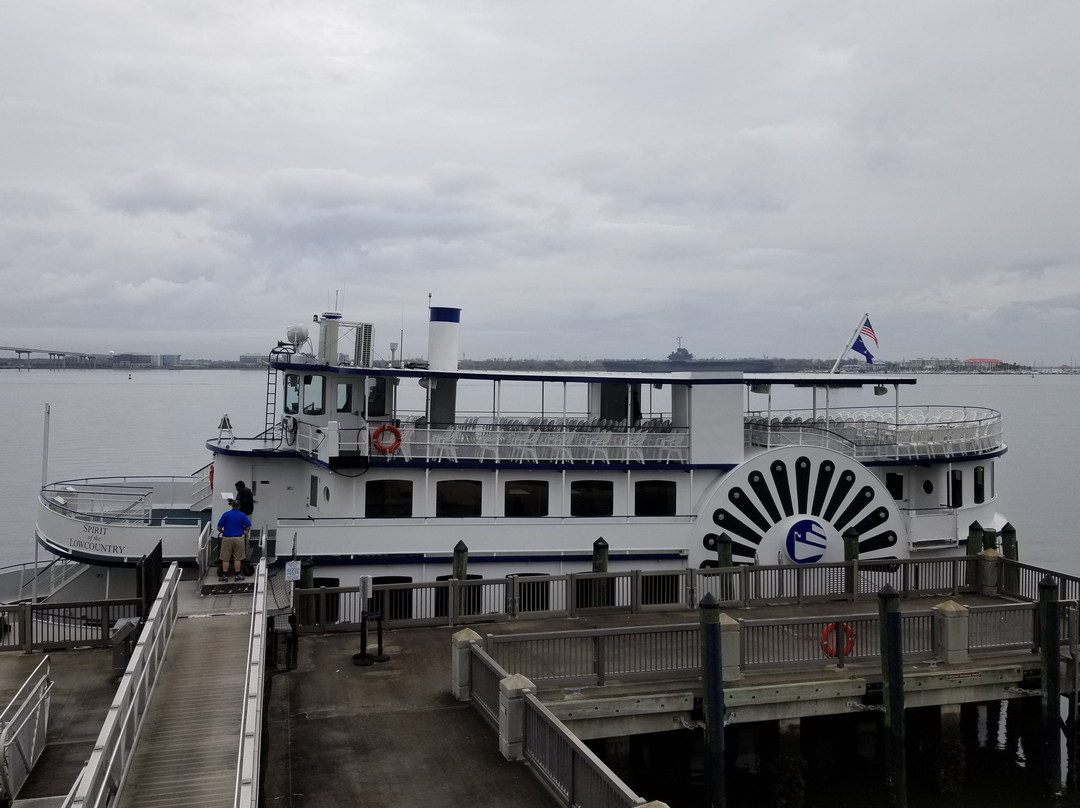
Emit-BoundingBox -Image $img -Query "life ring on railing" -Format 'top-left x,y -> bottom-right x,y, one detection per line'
821,622 -> 854,657
209,464 -> 214,490
283,416 -> 298,446
371,424 -> 402,453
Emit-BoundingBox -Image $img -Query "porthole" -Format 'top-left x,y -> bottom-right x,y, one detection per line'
324,486 -> 331,503
922,480 -> 934,495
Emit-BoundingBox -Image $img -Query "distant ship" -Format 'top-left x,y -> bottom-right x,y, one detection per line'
601,338 -> 775,373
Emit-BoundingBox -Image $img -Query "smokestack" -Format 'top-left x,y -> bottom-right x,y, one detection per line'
427,307 -> 461,371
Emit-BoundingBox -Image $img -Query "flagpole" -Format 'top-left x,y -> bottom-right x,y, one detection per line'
829,313 -> 869,373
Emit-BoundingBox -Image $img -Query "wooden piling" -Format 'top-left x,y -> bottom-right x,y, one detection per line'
700,593 -> 726,808
1039,576 -> 1063,798
879,584 -> 907,808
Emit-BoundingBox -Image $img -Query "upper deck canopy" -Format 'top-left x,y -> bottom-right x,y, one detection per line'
269,358 -> 919,389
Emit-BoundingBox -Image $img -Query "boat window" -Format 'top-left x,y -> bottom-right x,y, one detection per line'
973,466 -> 985,504
505,480 -> 549,517
634,480 -> 676,516
570,480 -> 614,517
303,375 -> 326,415
436,480 -> 483,517
284,373 -> 300,415
365,480 -> 413,518
336,382 -> 354,414
367,378 -> 389,418
885,472 -> 904,501
950,470 -> 963,508
309,475 -> 319,508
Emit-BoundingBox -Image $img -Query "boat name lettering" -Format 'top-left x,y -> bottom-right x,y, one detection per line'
83,524 -> 109,536
69,538 -> 125,555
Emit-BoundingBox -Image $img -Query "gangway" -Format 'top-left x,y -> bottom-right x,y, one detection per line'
62,563 -> 266,808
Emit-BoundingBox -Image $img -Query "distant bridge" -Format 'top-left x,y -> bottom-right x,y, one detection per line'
0,345 -> 109,369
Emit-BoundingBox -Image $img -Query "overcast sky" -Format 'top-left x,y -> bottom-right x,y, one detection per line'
1,2 -> 1078,365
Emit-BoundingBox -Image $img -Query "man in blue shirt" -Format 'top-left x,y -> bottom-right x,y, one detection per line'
216,498 -> 251,582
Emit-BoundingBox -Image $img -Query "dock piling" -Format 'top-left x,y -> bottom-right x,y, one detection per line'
700,593 -> 726,808
1039,576 -> 1063,797
879,584 -> 907,808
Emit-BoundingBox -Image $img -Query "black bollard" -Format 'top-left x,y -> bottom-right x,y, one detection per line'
879,584 -> 907,808
353,610 -> 375,666
369,611 -> 390,664
1039,576 -> 1062,797
700,593 -> 726,808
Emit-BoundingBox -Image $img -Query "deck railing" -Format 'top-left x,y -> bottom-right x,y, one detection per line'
292,558 -> 984,633
747,406 -> 1004,461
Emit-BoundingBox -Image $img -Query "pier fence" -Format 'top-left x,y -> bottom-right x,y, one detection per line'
457,634 -> 646,807
290,555 -> 1054,633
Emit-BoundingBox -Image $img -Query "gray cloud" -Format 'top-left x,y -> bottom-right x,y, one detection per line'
0,1 -> 1078,363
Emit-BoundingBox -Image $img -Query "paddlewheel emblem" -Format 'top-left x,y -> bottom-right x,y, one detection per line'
699,447 -> 905,566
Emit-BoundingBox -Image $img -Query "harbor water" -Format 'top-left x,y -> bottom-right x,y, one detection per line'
1,368 -> 1079,808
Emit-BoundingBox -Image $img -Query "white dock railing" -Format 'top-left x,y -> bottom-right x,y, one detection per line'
0,656 -> 53,804
62,562 -> 182,808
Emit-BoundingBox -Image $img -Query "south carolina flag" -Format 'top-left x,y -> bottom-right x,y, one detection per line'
851,318 -> 877,364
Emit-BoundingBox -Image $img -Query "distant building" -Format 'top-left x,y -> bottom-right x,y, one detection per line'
963,358 -> 1002,371
239,354 -> 268,367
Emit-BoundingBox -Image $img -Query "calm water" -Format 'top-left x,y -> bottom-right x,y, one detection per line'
1,367 -> 1079,806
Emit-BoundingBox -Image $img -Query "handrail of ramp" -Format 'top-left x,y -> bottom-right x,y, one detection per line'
235,558 -> 268,808
0,655 -> 53,803
62,562 -> 182,808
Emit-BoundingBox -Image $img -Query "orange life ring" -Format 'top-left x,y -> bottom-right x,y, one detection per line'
821,622 -> 854,657
371,424 -> 402,453
209,463 -> 214,490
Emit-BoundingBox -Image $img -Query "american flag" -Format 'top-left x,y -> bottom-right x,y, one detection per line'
860,318 -> 878,348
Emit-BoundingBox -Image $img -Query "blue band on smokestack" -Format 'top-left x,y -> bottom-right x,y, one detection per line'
429,307 -> 461,323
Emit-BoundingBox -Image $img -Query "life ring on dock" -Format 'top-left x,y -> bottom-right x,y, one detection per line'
821,622 -> 854,657
371,424 -> 402,453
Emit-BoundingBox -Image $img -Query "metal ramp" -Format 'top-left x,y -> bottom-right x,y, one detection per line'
113,613 -> 250,808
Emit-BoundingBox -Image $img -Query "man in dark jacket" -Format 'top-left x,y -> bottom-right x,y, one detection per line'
235,480 -> 254,516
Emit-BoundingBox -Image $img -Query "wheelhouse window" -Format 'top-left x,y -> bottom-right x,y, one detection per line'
634,480 -> 676,516
571,480 -> 614,517
365,480 -> 413,518
303,375 -> 325,415
505,480 -> 549,517
284,373 -> 300,414
336,381 -> 354,414
367,377 -> 389,418
973,465 -> 986,504
436,480 -> 483,517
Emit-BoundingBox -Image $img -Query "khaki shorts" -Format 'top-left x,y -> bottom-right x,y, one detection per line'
220,535 -> 246,563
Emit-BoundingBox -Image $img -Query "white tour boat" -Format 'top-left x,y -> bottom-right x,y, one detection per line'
36,307 -> 1008,588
